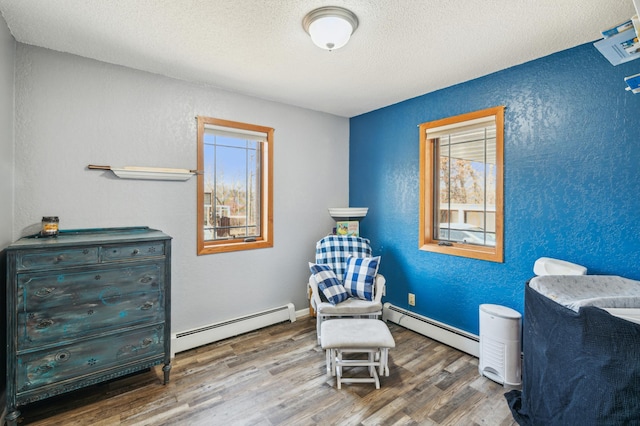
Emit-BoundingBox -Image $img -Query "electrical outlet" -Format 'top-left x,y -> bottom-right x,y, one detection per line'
408,293 -> 416,306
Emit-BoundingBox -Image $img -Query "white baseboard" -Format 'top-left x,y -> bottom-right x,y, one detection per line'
383,303 -> 479,357
295,307 -> 310,318
171,303 -> 296,357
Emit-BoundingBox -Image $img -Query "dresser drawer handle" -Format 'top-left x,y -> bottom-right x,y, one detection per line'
142,338 -> 153,346
141,302 -> 154,310
132,249 -> 140,255
140,276 -> 153,284
55,255 -> 64,263
36,319 -> 54,329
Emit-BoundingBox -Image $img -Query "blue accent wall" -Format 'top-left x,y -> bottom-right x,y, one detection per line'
349,43 -> 640,335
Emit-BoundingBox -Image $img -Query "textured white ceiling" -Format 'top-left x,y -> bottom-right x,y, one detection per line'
0,0 -> 635,117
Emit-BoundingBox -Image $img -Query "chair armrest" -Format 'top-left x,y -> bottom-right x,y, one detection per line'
309,275 -> 323,308
373,274 -> 386,303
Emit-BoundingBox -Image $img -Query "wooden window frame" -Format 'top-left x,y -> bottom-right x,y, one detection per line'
418,106 -> 504,263
197,116 -> 274,255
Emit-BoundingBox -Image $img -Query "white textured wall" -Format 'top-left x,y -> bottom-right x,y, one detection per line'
0,14 -> 14,249
13,44 -> 349,332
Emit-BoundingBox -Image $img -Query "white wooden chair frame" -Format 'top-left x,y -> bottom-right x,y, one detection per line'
308,274 -> 386,343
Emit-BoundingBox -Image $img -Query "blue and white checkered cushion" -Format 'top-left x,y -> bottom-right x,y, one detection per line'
343,255 -> 380,301
315,235 -> 372,279
309,262 -> 349,305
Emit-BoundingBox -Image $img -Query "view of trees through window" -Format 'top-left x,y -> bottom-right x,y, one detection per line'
439,157 -> 496,207
203,135 -> 261,241
436,126 -> 496,246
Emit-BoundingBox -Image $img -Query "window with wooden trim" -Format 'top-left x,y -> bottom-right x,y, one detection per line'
197,116 -> 273,255
419,106 -> 504,262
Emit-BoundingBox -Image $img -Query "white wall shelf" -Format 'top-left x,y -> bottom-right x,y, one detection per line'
88,165 -> 200,181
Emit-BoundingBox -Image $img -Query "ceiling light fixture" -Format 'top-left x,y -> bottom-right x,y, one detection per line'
302,6 -> 359,51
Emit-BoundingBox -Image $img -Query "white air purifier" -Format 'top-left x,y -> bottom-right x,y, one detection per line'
479,304 -> 522,386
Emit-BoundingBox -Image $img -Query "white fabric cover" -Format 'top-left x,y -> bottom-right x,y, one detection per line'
529,275 -> 640,312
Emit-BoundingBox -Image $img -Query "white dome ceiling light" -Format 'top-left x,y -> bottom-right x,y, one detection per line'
302,6 -> 359,51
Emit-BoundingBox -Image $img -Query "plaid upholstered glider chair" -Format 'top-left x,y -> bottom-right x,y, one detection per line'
308,235 -> 386,343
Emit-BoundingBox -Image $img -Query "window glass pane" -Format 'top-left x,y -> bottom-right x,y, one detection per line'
203,133 -> 262,242
435,123 -> 496,247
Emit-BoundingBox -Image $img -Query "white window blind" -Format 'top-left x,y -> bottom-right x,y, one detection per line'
425,116 -> 495,140
427,116 -> 496,164
204,124 -> 268,141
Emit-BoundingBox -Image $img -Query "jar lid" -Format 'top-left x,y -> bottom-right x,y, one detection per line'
42,216 -> 59,221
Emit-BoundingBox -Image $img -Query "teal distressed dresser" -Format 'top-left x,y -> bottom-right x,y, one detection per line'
4,227 -> 172,425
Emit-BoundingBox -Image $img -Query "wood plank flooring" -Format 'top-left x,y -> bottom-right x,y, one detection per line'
15,316 -> 518,425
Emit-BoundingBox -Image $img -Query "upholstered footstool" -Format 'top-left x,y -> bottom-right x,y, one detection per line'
320,319 -> 395,389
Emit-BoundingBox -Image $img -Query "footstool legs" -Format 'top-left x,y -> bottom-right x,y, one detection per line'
320,319 -> 396,389
380,348 -> 389,376
369,352 -> 375,378
325,348 -> 331,375
336,350 -> 342,389
325,348 -> 386,389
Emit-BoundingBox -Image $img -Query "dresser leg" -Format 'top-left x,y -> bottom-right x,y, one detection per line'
6,409 -> 20,426
162,363 -> 172,384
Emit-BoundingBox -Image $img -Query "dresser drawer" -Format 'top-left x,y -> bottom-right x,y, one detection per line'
15,247 -> 100,271
101,242 -> 165,261
16,325 -> 165,394
17,263 -> 165,350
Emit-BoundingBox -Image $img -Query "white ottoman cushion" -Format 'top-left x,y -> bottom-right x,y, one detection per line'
321,319 -> 395,349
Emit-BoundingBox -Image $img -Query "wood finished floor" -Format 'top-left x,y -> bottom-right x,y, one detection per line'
16,316 -> 518,426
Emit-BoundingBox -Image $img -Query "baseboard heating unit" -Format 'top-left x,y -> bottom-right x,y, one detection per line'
171,303 -> 296,357
383,303 -> 479,357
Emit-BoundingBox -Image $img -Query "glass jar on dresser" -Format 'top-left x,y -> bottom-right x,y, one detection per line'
4,227 -> 172,426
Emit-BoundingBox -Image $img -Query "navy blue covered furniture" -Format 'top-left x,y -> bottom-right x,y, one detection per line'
505,281 -> 640,425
